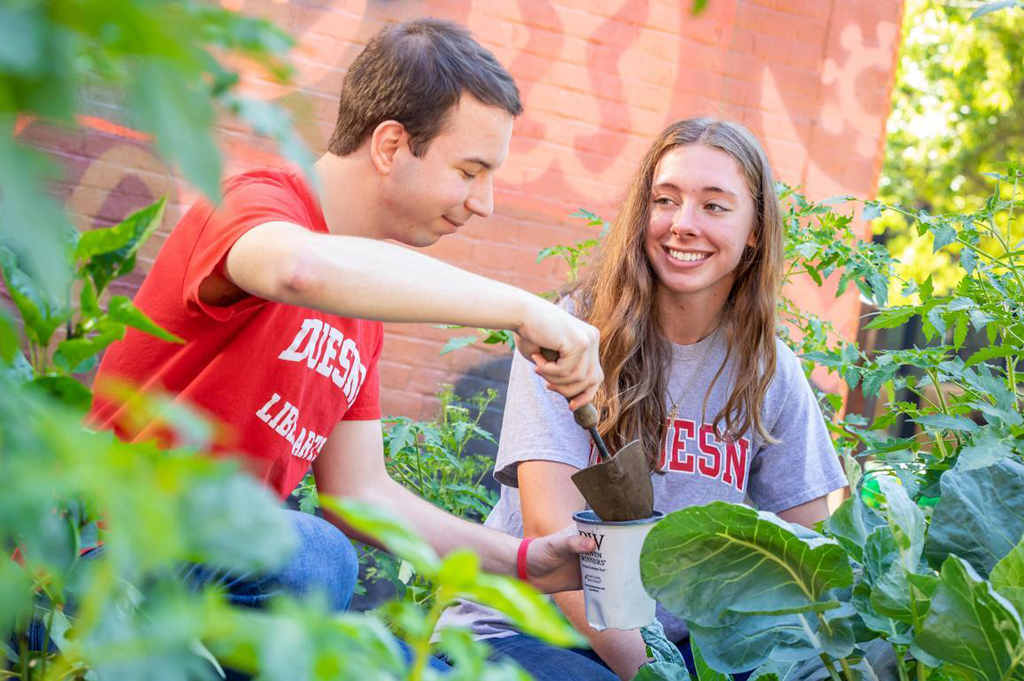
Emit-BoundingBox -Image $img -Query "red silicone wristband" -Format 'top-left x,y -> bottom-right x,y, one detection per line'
517,537 -> 534,582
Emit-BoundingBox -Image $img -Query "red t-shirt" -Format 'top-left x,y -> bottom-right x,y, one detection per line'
90,168 -> 384,499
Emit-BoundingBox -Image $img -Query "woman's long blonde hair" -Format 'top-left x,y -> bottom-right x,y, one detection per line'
571,118 -> 784,471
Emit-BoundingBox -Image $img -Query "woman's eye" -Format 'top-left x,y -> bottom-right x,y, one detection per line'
705,202 -> 728,212
653,197 -> 673,206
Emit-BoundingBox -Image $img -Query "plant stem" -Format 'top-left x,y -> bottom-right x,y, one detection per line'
838,657 -> 856,679
409,600 -> 446,681
895,648 -> 911,681
925,368 -> 951,459
820,654 -> 842,681
39,605 -> 56,680
18,629 -> 28,681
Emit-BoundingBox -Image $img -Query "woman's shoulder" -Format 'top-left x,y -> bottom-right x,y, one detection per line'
769,336 -> 811,393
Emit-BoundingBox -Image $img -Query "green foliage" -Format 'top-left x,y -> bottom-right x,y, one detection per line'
876,0 -> 1024,291
1,197 -> 183,410
633,621 -> 692,680
383,385 -> 499,523
0,0 -> 311,300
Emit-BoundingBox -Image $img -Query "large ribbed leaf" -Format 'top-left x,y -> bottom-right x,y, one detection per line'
640,502 -> 853,627
925,459 -> 1024,576
861,479 -> 928,623
826,492 -> 885,564
915,556 -> 1024,681
992,538 -> 1024,616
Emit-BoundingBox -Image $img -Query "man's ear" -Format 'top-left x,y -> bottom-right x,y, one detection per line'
369,120 -> 407,175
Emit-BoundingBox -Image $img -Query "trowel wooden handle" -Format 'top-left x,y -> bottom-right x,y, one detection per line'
539,348 -> 600,430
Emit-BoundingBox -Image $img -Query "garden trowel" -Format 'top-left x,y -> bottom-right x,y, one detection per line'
540,349 -> 654,522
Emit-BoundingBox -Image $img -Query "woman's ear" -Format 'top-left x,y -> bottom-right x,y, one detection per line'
369,120 -> 407,175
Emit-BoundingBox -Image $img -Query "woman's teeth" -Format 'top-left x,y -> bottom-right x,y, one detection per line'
669,250 -> 709,262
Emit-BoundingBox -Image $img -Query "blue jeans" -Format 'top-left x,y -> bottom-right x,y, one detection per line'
485,632 -> 752,681
182,509 -> 360,612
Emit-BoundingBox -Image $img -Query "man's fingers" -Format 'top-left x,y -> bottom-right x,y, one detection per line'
569,533 -> 597,554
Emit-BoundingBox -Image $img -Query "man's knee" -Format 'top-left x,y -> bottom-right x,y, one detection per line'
279,510 -> 359,612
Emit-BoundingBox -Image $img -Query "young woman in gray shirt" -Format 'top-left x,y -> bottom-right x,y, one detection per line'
439,118 -> 848,680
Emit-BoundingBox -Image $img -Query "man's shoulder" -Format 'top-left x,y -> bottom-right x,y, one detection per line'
223,166 -> 310,198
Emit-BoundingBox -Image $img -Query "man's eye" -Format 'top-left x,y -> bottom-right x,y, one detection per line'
460,169 -> 478,180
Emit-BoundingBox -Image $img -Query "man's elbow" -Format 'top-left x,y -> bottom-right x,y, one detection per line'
227,225 -> 328,304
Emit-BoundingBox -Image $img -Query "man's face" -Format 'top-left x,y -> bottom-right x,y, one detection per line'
382,95 -> 514,247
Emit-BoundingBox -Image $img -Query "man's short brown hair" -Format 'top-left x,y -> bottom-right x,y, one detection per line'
328,18 -> 523,157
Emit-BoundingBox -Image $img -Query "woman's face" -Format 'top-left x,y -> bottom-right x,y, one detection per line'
643,144 -> 757,309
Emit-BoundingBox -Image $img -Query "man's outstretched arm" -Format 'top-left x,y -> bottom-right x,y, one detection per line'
224,221 -> 601,409
312,419 -> 595,593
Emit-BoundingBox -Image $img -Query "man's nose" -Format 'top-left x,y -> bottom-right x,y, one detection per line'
466,177 -> 494,218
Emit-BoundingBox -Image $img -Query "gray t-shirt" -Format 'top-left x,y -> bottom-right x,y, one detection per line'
438,329 -> 847,642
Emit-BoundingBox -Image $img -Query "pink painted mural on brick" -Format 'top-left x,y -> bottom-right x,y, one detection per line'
20,0 -> 905,419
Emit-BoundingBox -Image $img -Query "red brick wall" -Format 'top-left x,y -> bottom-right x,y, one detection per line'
23,0 -> 905,421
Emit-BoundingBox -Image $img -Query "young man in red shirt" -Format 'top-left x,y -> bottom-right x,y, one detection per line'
89,17 -> 601,664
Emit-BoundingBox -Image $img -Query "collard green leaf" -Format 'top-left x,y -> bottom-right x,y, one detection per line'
692,638 -> 729,681
641,503 -> 853,627
925,459 -> 1024,576
851,578 -> 913,643
992,538 -> 1024,616
915,556 -> 1024,681
856,479 -> 928,624
689,604 -> 855,673
634,622 -> 692,681
876,478 -> 925,564
633,662 -> 692,681
641,620 -> 687,667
